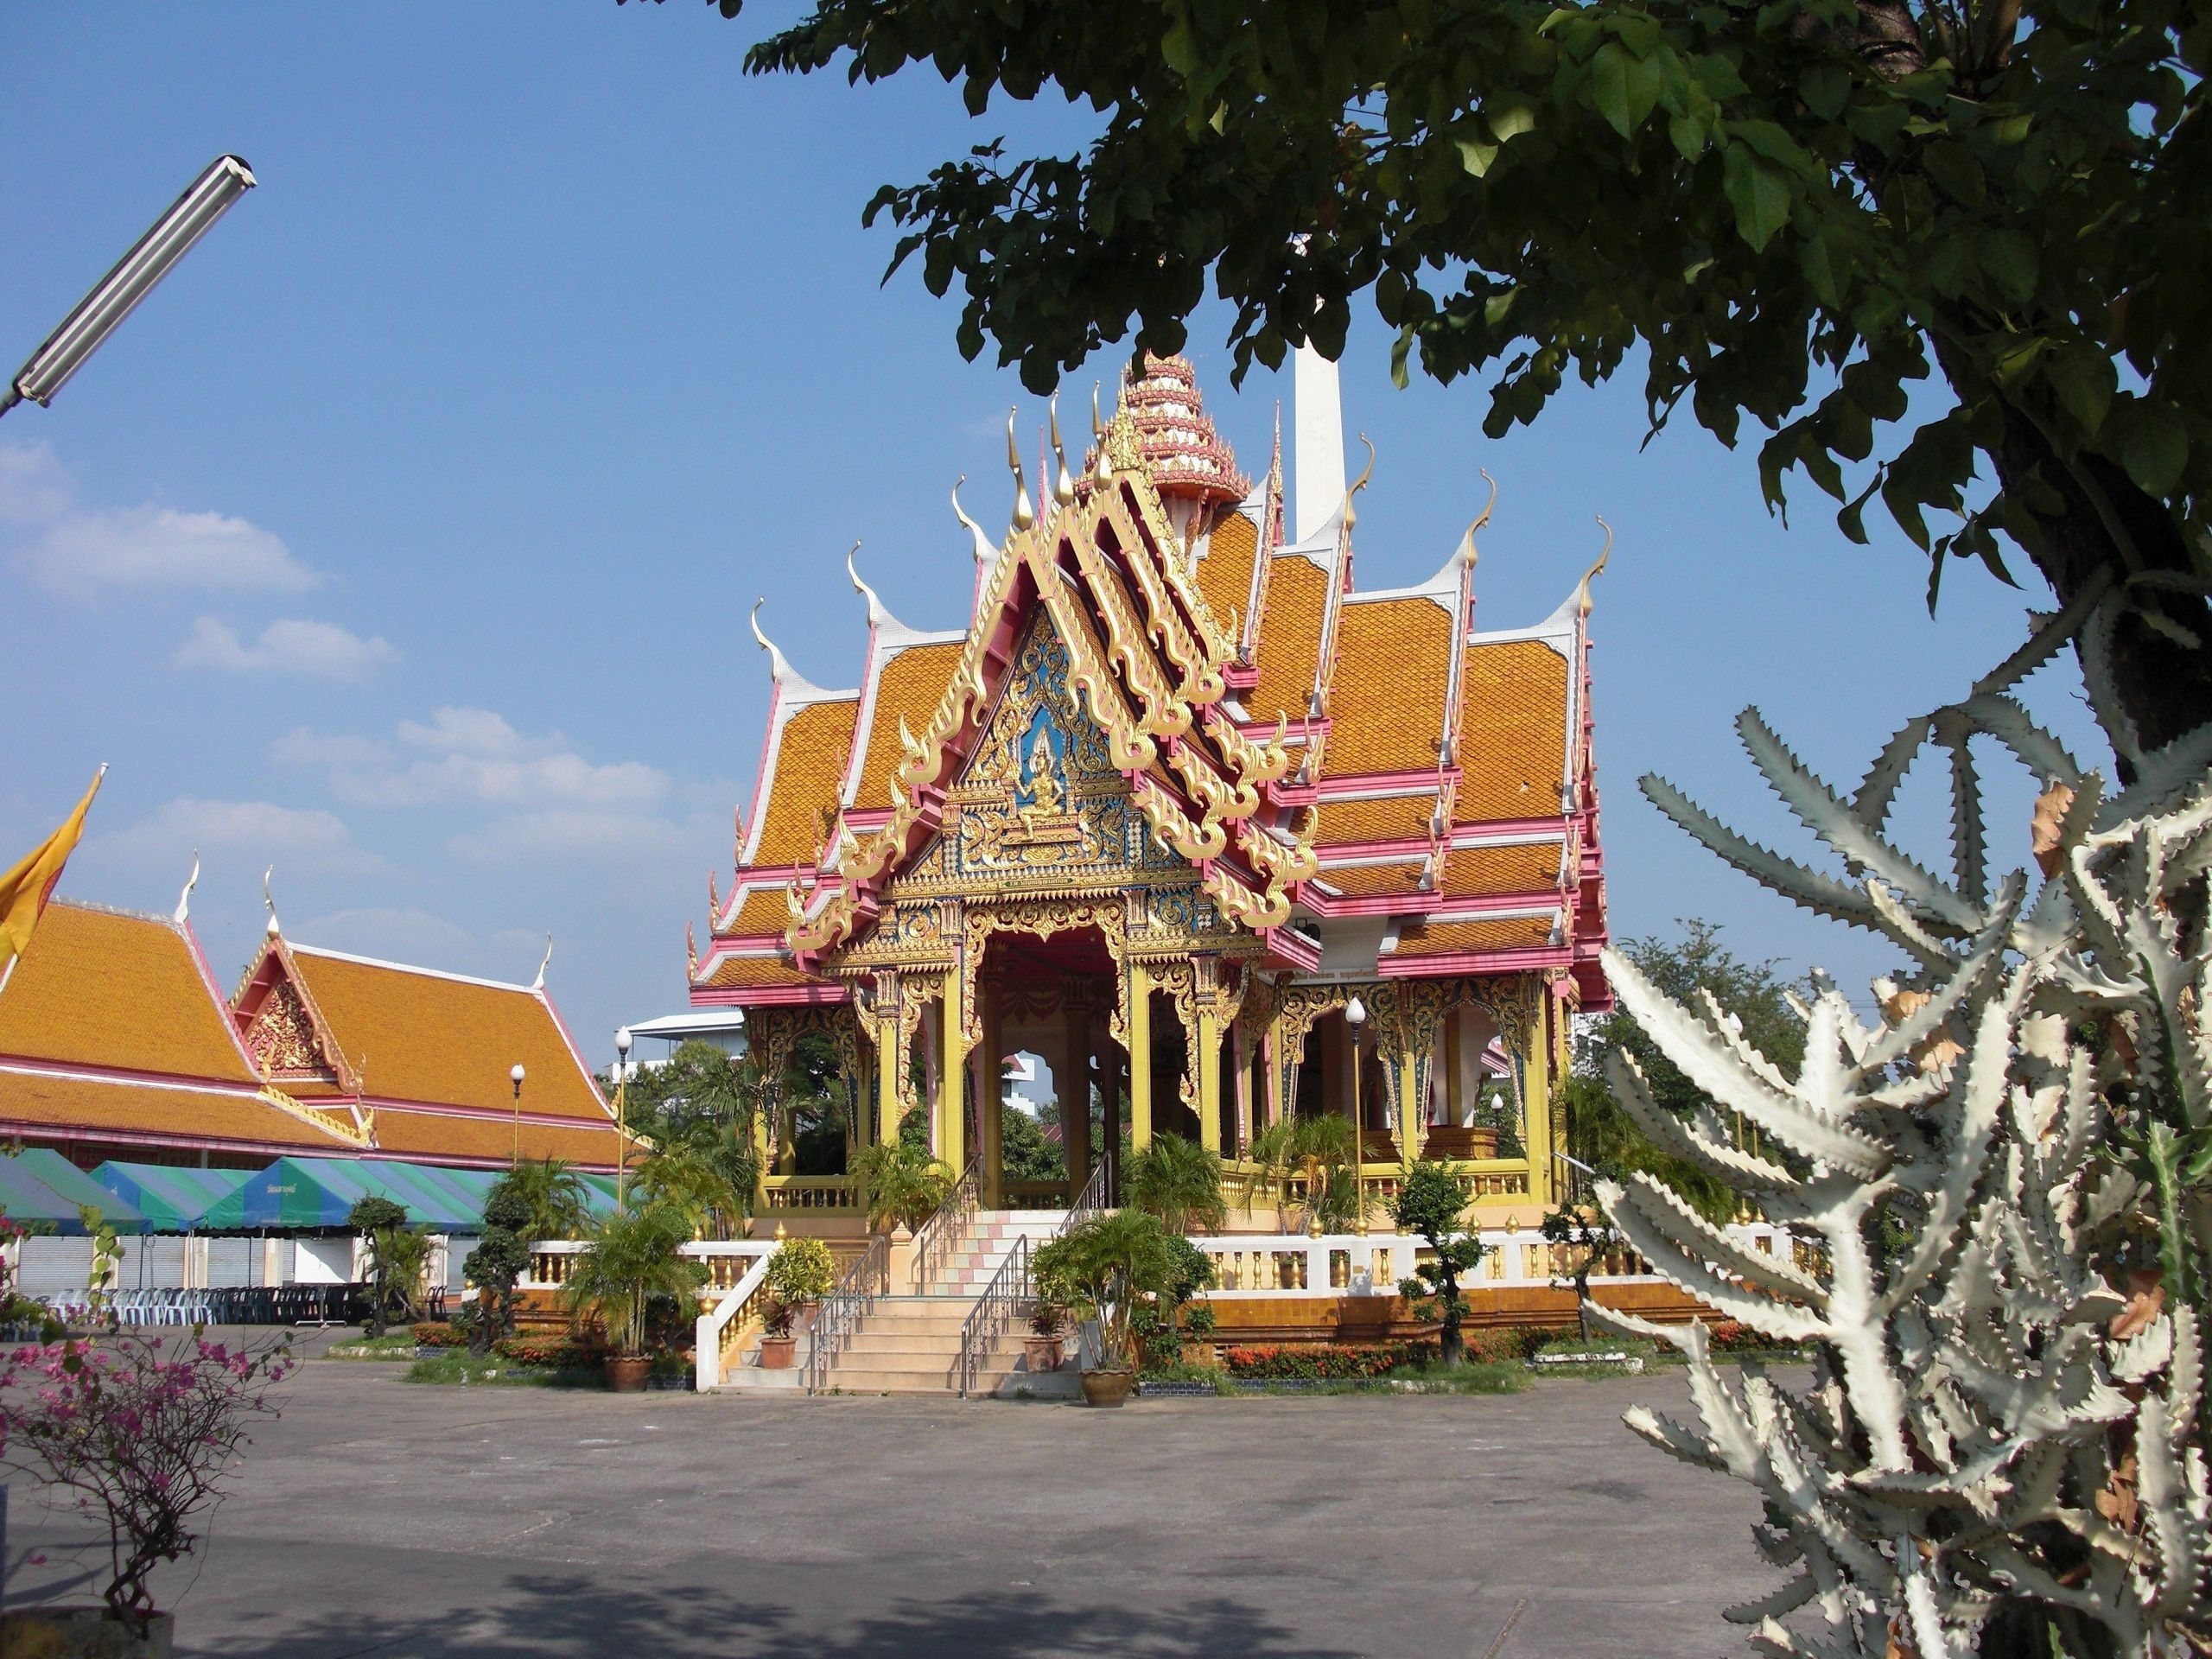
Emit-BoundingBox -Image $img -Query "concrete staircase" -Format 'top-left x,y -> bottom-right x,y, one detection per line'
721,1211 -> 1077,1397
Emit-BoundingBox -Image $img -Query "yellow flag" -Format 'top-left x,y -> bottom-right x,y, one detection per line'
0,767 -> 105,976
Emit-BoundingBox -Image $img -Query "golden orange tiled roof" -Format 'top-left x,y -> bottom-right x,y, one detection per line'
1195,511 -> 1258,636
1391,914 -> 1557,957
1455,640 -> 1569,823
852,642 -> 963,812
0,1070 -> 353,1151
753,698 -> 859,866
0,902 -> 257,1083
284,948 -> 610,1124
1311,795 -> 1436,845
1248,555 -> 1329,724
699,955 -> 819,990
1325,597 -> 1454,775
726,890 -> 790,936
1440,841 -> 1566,899
367,1105 -> 622,1166
1315,861 -> 1429,898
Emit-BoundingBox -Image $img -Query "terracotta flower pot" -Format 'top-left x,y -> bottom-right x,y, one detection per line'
758,1333 -> 798,1370
1080,1368 -> 1136,1408
1023,1334 -> 1064,1372
1,1607 -> 175,1657
604,1354 -> 651,1393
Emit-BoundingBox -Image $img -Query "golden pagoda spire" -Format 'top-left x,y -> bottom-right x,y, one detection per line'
1049,393 -> 1077,507
1007,410 -> 1035,533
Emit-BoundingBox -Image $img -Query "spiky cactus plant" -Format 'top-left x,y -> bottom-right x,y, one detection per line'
1594,591 -> 2212,1657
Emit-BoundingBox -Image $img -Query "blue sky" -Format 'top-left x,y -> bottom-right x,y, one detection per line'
2,3 -> 2091,1059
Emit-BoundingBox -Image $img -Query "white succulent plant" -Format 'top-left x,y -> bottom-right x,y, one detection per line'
1592,587 -> 2212,1657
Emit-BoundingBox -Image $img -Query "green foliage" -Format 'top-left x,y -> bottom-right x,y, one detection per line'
1241,1114 -> 1359,1232
999,1101 -> 1066,1182
1539,1205 -> 1624,1344
764,1236 -> 837,1304
560,1201 -> 709,1357
1032,1208 -> 1181,1370
346,1196 -> 407,1235
494,1159 -> 591,1241
849,1140 -> 955,1233
1222,1341 -> 1438,1380
1392,1160 -> 1485,1365
1122,1132 -> 1228,1233
671,0 -> 2212,751
632,1138 -> 753,1239
462,1230 -> 530,1355
620,1040 -> 764,1221
1569,920 -> 1794,1224
347,1196 -> 423,1339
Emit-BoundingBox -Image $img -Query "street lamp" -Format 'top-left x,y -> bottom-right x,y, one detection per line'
509,1063 -> 526,1164
614,1027 -> 633,1211
2,155 -> 257,418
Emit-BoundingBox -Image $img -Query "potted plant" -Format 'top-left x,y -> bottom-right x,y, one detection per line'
0,1331 -> 296,1655
1023,1294 -> 1066,1373
1031,1209 -> 1179,1407
849,1141 -> 955,1235
560,1199 -> 707,1393
763,1236 -> 836,1332
757,1298 -> 798,1370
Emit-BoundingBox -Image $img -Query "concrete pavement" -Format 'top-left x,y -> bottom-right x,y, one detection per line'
4,1351 -> 1773,1657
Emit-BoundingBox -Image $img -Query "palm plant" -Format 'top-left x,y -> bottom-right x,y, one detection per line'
1031,1209 -> 1179,1373
560,1200 -> 707,1357
1122,1133 -> 1227,1234
1241,1115 -> 1361,1233
632,1119 -> 755,1238
494,1157 -> 592,1241
849,1141 -> 954,1234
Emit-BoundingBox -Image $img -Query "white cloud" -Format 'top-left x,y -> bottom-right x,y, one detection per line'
449,808 -> 694,865
276,705 -> 670,810
175,617 -> 397,680
1,442 -> 318,597
290,905 -> 478,963
92,797 -> 383,876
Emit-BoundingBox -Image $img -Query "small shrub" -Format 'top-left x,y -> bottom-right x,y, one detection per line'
491,1333 -> 604,1370
764,1236 -> 837,1305
1180,1303 -> 1217,1338
411,1321 -> 466,1349
1222,1341 -> 1438,1380
1462,1325 -> 1546,1364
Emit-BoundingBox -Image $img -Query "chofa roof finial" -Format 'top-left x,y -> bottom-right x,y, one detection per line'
1341,435 -> 1376,531
1452,468 -> 1499,570
847,542 -> 890,629
532,933 -> 553,992
173,850 -> 200,925
262,866 -> 280,939
1090,383 -> 1113,485
1048,393 -> 1077,507
1576,517 -> 1613,620
950,475 -> 995,567
1007,410 -> 1036,534
749,597 -> 796,685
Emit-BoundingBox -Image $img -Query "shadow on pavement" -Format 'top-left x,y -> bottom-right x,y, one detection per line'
183,1573 -> 1358,1659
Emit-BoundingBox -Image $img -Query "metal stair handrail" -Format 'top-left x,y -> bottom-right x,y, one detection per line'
803,1230 -> 890,1393
911,1154 -> 981,1293
955,1233 -> 1031,1398
1062,1157 -> 1110,1236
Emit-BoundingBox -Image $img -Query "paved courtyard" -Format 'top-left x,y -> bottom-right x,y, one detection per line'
6,1343 -> 1773,1657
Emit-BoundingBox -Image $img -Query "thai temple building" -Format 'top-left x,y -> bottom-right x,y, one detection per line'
0,889 -> 624,1173
691,350 -> 1610,1226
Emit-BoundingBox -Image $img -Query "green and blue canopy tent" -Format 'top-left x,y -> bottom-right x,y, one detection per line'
89,1163 -> 254,1233
199,1157 -> 493,1233
0,1153 -> 143,1235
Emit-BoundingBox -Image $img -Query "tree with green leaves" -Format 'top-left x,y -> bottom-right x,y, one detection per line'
1394,1160 -> 1486,1366
849,1140 -> 957,1233
562,1200 -> 711,1358
497,1157 -> 592,1242
1122,1132 -> 1230,1234
464,1184 -> 532,1356
1568,918 -> 1802,1224
654,0 -> 2212,760
347,1196 -> 421,1339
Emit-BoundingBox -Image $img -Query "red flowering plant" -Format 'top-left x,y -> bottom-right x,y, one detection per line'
0,1332 -> 296,1635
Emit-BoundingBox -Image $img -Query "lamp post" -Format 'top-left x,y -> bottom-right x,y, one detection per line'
2,156 -> 257,419
614,1027 -> 633,1211
509,1064 -> 526,1164
1344,995 -> 1367,1243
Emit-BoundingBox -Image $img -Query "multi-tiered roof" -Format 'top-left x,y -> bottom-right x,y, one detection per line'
692,355 -> 1609,1007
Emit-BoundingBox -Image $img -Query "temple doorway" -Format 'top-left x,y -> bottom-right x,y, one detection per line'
969,926 -> 1124,1209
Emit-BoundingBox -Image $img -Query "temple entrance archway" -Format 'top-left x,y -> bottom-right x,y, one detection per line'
968,925 -> 1125,1209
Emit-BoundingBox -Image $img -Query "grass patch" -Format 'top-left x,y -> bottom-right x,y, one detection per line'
402,1353 -> 601,1389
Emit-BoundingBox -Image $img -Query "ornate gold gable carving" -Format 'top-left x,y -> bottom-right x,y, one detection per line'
244,977 -> 339,1086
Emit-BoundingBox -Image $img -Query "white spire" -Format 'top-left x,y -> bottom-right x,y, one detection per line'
173,851 -> 200,925
1294,343 -> 1345,543
532,932 -> 553,991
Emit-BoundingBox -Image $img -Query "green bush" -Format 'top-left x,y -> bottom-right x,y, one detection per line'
1222,1341 -> 1438,1380
1461,1325 -> 1546,1364
492,1333 -> 605,1369
764,1236 -> 837,1304
410,1321 -> 467,1349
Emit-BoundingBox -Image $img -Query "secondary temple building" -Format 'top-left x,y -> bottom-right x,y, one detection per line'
692,352 -> 1610,1222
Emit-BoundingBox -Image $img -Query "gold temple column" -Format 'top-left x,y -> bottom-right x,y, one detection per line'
978,981 -> 1004,1208
874,979 -> 905,1148
1522,988 -> 1554,1206
938,978 -> 967,1174
1127,961 -> 1154,1151
1061,988 -> 1091,1195
1194,966 -> 1224,1158
1444,1007 -> 1464,1128
1262,1014 -> 1285,1138
1395,1048 -> 1421,1169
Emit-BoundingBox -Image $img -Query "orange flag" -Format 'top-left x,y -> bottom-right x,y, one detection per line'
0,767 -> 105,979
